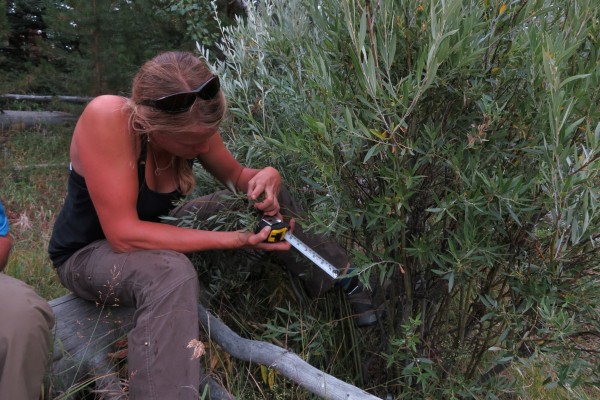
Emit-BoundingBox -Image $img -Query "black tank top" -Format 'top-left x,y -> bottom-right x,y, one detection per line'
48,137 -> 191,267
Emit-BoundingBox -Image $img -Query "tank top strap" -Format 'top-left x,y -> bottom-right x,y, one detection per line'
137,135 -> 149,186
139,134 -> 148,165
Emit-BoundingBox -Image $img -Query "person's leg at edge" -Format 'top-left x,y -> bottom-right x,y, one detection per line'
56,240 -> 200,400
0,273 -> 55,400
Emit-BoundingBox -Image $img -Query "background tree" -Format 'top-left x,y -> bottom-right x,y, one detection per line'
40,0 -> 193,96
0,2 -> 8,92
0,0 -> 50,95
0,0 -> 233,98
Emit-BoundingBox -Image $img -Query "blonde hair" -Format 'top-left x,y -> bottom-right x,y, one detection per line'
123,52 -> 227,195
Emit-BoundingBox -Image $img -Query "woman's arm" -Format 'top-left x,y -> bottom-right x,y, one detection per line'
197,134 -> 282,215
75,96 -> 290,253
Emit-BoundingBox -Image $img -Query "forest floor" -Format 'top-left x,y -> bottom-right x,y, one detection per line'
0,123 -> 584,399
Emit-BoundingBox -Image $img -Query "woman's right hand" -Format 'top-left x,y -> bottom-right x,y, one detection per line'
234,218 -> 295,251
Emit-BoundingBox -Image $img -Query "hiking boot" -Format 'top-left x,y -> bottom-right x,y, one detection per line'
341,275 -> 387,327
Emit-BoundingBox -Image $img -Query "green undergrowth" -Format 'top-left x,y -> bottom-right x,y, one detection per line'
507,363 -> 600,400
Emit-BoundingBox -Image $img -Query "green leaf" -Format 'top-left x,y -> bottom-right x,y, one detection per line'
481,312 -> 495,322
559,74 -> 591,89
301,176 -> 326,191
364,144 -> 380,163
448,271 -> 455,292
507,207 -> 521,226
358,11 -> 367,51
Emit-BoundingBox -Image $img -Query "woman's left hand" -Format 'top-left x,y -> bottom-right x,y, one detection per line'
247,167 -> 282,215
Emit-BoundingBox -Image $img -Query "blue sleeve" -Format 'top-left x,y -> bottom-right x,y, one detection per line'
0,199 -> 8,237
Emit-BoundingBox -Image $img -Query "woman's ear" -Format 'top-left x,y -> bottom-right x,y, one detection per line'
132,114 -> 150,132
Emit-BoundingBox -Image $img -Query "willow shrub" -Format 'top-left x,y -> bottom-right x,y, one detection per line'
193,0 -> 600,397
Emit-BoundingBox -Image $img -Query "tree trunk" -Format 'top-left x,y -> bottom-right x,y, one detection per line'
0,110 -> 77,129
49,294 -> 381,400
92,0 -> 102,96
0,94 -> 93,104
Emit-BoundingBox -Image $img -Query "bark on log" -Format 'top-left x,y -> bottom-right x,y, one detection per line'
1,94 -> 93,104
49,294 -> 380,399
0,110 -> 77,129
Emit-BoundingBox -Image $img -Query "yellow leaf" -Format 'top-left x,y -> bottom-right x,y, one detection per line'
499,4 -> 506,13
209,350 -> 219,370
268,368 -> 275,389
491,68 -> 499,72
261,365 -> 268,384
370,129 -> 386,139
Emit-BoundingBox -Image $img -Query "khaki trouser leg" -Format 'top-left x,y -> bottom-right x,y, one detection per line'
57,240 -> 200,400
0,272 -> 55,400
170,186 -> 348,297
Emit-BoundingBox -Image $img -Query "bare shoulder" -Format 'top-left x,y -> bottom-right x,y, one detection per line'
71,95 -> 135,174
80,95 -> 129,129
75,96 -> 131,144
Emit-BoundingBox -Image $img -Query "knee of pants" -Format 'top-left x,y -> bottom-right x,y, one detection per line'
139,251 -> 199,302
0,294 -> 54,345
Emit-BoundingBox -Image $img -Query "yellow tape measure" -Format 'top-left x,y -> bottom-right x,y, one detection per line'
254,216 -> 291,243
254,215 -> 339,278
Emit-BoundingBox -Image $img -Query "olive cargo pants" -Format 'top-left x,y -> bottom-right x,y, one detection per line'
56,187 -> 347,399
0,273 -> 55,400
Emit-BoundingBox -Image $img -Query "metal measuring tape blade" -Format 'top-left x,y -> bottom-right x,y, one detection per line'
255,215 -> 340,279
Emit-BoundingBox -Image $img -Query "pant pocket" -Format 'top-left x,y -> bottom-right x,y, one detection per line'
58,246 -> 97,301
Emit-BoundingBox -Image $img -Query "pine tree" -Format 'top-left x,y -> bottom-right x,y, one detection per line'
42,0 -> 191,96
0,1 -> 50,94
0,2 -> 8,44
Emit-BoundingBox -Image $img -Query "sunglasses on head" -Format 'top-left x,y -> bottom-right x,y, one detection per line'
140,75 -> 221,113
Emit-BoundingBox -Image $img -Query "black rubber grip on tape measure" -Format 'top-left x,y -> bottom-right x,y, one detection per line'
254,217 -> 291,243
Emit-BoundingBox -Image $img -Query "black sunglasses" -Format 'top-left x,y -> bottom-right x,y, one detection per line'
140,75 -> 221,113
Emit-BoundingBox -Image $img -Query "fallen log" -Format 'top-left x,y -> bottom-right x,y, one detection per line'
1,94 -> 93,104
0,110 -> 77,129
49,294 -> 381,399
197,306 -> 382,400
